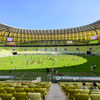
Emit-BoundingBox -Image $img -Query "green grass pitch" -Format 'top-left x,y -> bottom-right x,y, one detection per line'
0,55 -> 87,70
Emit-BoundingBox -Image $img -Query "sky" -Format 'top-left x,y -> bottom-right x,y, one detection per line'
0,0 -> 100,29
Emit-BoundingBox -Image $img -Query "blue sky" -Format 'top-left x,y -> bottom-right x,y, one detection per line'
0,0 -> 100,29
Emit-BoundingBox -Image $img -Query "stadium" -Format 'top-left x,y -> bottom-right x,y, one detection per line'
0,20 -> 100,99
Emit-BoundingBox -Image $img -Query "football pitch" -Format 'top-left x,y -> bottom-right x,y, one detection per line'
0,54 -> 87,70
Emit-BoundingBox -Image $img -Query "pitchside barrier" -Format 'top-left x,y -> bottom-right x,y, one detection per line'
0,75 -> 14,81
52,76 -> 100,82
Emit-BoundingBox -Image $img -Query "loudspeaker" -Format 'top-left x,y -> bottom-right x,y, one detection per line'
12,52 -> 17,55
87,51 -> 91,55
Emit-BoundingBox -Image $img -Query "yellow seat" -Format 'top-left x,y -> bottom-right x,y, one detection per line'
0,88 -> 5,93
74,94 -> 89,100
37,88 -> 47,99
13,92 -> 27,100
79,89 -> 90,94
24,88 -> 34,93
90,94 -> 100,100
16,88 -> 24,92
28,84 -> 36,88
68,89 -> 73,100
5,87 -> 16,93
90,89 -> 100,94
71,89 -> 80,100
28,93 -> 41,100
0,94 -> 13,100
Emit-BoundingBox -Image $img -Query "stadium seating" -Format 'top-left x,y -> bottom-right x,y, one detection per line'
59,82 -> 100,100
0,45 -> 100,55
0,81 -> 51,100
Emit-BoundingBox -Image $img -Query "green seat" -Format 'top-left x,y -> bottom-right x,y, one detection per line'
28,93 -> 41,100
74,94 -> 89,100
13,92 -> 27,100
90,94 -> 100,100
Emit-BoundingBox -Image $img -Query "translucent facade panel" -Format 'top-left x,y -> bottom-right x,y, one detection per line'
29,39 -> 32,41
9,33 -> 14,37
24,34 -> 27,38
0,31 -> 5,36
31,34 -> 35,40
54,34 -> 58,40
14,33 -> 18,38
38,35 -> 41,40
41,34 -> 44,40
22,34 -> 25,38
4,32 -> 9,37
46,34 -> 49,40
75,33 -> 79,40
45,34 -> 48,40
18,37 -> 21,42
96,29 -> 100,39
24,34 -> 28,42
80,37 -> 83,41
0,32 -> 2,36
35,35 -> 38,40
69,33 -> 72,40
78,32 -> 82,37
72,33 -> 76,40
0,36 -> 2,41
72,33 -> 75,38
88,31 -> 92,36
20,38 -> 24,42
51,34 -> 55,40
18,33 -> 21,38
91,30 -> 97,36
82,32 -> 86,37
48,34 -> 52,40
61,34 -> 65,40
3,37 -> 7,41
84,37 -> 88,41
58,33 -> 61,40
86,31 -> 91,41
27,35 -> 31,41
87,36 -> 91,41
14,38 -> 17,42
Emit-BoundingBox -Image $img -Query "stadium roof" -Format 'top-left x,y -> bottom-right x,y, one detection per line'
0,20 -> 100,34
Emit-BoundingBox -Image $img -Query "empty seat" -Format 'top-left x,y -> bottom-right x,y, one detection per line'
5,87 -> 16,93
28,93 -> 41,100
0,88 -> 5,93
0,94 -> 13,100
79,89 -> 90,94
16,88 -> 24,92
13,92 -> 27,100
74,94 -> 89,100
90,94 -> 100,100
24,88 -> 34,93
